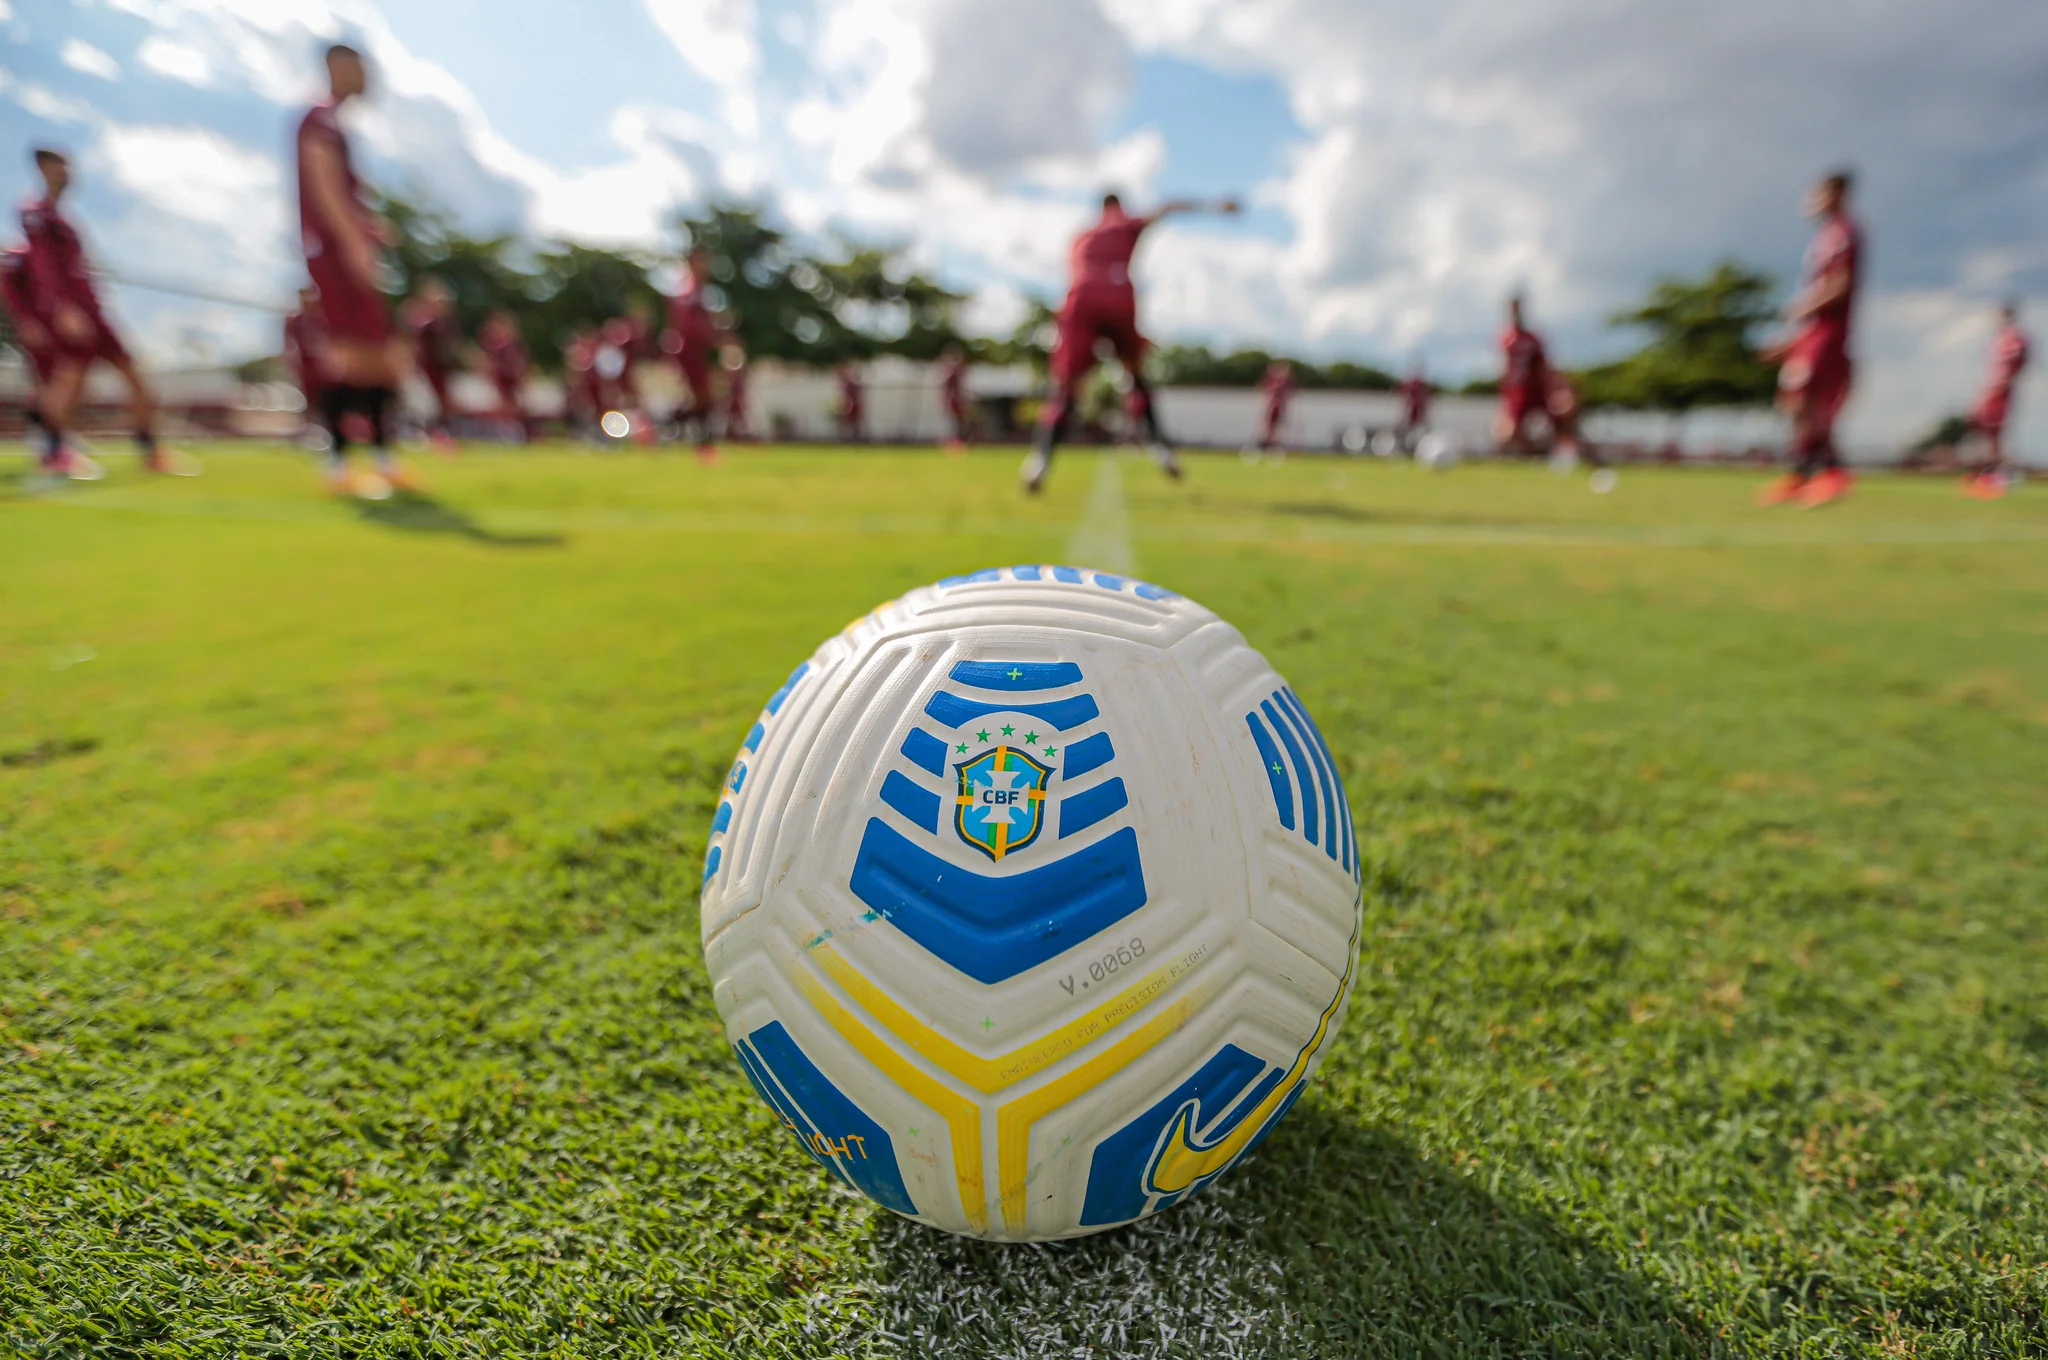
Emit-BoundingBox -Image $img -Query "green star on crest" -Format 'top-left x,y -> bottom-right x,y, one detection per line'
1001,724 -> 1014,737
976,729 -> 990,743
1024,731 -> 1039,745
1045,746 -> 1058,758
957,742 -> 969,754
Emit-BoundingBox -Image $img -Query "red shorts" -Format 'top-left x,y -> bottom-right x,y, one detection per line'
1499,385 -> 1538,428
492,373 -> 523,410
1779,328 -> 1853,426
1976,387 -> 2014,435
1053,288 -> 1145,385
57,316 -> 130,367
673,344 -> 715,412
20,340 -> 56,386
308,254 -> 391,344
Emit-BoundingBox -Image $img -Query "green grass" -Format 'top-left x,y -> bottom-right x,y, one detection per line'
5,444 -> 2048,1358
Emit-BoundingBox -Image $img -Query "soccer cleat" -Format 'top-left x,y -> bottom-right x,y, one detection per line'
1020,449 -> 1050,493
1548,445 -> 1580,475
1797,467 -> 1853,508
1755,472 -> 1807,506
46,445 -> 105,481
944,438 -> 967,457
1588,467 -> 1619,494
381,464 -> 423,494
143,445 -> 203,477
353,471 -> 395,501
1148,442 -> 1184,480
428,430 -> 460,457
695,441 -> 721,466
1963,470 -> 2008,500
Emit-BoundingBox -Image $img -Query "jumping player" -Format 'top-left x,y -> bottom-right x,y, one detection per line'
20,148 -> 195,477
402,276 -> 462,452
1494,296 -> 1551,459
662,247 -> 722,459
938,342 -> 970,453
282,285 -> 331,443
1759,170 -> 1862,508
0,241 -> 76,475
837,363 -> 865,443
1255,359 -> 1296,455
297,44 -> 411,495
478,309 -> 530,442
1022,192 -> 1239,492
720,343 -> 750,441
1397,365 -> 1434,450
1963,301 -> 2030,498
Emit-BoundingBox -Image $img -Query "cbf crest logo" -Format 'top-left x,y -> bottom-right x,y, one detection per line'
953,745 -> 1053,862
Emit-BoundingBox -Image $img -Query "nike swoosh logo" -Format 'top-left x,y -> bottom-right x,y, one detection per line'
1145,932 -> 1357,1197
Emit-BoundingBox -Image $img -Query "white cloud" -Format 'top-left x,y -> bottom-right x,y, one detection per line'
138,37 -> 213,86
644,0 -> 760,139
13,81 -> 96,124
61,39 -> 120,81
93,124 -> 287,267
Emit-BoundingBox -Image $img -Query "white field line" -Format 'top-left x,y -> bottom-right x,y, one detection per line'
1064,455 -> 1137,574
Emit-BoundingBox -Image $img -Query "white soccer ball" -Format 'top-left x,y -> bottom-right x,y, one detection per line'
701,567 -> 1362,1242
1416,431 -> 1461,471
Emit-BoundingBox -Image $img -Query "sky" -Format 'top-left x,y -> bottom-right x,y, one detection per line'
2,0 -> 2045,449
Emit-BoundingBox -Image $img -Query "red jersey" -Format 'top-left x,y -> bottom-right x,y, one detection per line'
296,101 -> 370,266
20,196 -> 100,317
1400,376 -> 1433,424
1258,365 -> 1296,410
406,304 -> 462,374
1068,207 -> 1149,296
667,275 -> 718,348
839,368 -> 864,415
283,308 -> 329,392
482,328 -> 528,384
1800,211 -> 1862,338
0,245 -> 45,326
939,353 -> 966,404
1985,322 -> 2030,396
1500,326 -> 1548,395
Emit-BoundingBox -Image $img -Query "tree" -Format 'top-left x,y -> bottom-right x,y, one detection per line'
1573,261 -> 1779,410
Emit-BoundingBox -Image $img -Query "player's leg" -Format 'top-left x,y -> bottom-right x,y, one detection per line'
1025,321 -> 1098,493
33,352 -> 100,479
1796,355 -> 1854,507
1106,319 -> 1179,480
106,349 -> 197,476
681,348 -> 719,463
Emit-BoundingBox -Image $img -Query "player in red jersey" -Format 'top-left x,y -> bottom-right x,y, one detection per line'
837,363 -> 865,443
21,149 -> 195,477
1255,359 -> 1296,455
402,277 -> 462,453
0,241 -> 73,474
662,247 -> 722,459
1963,301 -> 2030,499
1396,365 -> 1434,450
720,343 -> 751,441
562,329 -> 601,440
298,44 -> 412,495
937,343 -> 971,453
1022,191 -> 1239,491
282,285 -> 331,443
478,309 -> 530,442
1759,170 -> 1862,508
1494,296 -> 1552,458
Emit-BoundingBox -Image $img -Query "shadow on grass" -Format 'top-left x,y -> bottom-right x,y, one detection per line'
862,1101 -> 1707,1359
353,493 -> 564,547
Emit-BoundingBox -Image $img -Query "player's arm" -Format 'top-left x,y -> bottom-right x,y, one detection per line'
1788,250 -> 1854,324
23,212 -> 92,343
1142,197 -> 1242,227
300,131 -> 382,290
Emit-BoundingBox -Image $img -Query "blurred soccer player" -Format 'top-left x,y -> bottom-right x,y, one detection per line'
1494,296 -> 1551,459
0,241 -> 71,474
1759,170 -> 1862,508
403,277 -> 462,453
282,285 -> 331,442
720,343 -> 751,441
563,328 -> 600,440
1023,192 -> 1239,492
1397,365 -> 1434,450
1544,370 -> 1614,487
1256,359 -> 1296,454
1964,301 -> 2030,499
837,362 -> 865,443
662,247 -> 722,459
938,342 -> 970,453
298,44 -> 411,495
21,149 -> 195,477
478,309 -> 530,442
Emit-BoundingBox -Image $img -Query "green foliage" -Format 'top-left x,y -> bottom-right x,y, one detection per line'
6,449 -> 2048,1356
1150,343 -> 1397,390
1575,261 -> 1781,411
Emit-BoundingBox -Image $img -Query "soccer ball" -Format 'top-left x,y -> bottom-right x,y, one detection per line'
701,567 -> 1362,1242
1416,431 -> 1462,471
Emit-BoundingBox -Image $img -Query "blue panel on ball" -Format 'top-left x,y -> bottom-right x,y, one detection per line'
848,819 -> 1147,984
899,727 -> 950,776
1058,777 -> 1128,839
923,690 -> 1101,733
939,568 -> 1002,587
1133,581 -> 1178,601
1081,1044 -> 1274,1227
1010,564 -> 1043,581
1060,731 -> 1116,781
1244,713 -> 1294,831
764,661 -> 810,717
740,1022 -> 916,1216
701,844 -> 721,885
1050,566 -> 1084,584
1280,689 -> 1356,874
711,801 -> 733,833
948,661 -> 1084,692
1272,698 -> 1339,865
879,770 -> 941,834
1260,699 -> 1317,848
1092,573 -> 1125,591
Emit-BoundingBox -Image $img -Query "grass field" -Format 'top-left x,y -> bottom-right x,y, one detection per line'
6,443 -> 2048,1358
